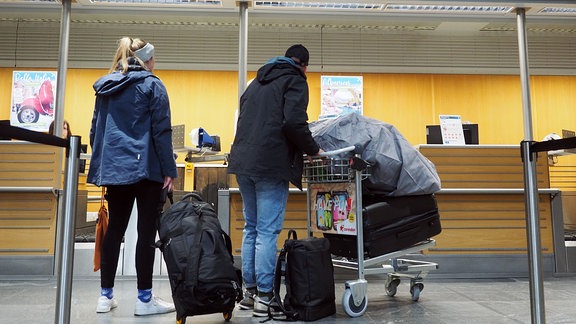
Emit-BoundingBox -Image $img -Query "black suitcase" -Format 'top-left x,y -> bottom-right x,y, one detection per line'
324,194 -> 441,258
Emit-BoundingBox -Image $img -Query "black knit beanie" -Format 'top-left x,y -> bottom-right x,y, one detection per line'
285,44 -> 309,66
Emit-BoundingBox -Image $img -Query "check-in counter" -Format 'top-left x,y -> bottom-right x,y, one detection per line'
548,153 -> 576,231
218,144 -> 571,277
548,153 -> 576,272
0,141 -> 62,276
416,145 -> 565,275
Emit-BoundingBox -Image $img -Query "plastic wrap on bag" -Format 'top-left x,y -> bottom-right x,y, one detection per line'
309,114 -> 441,196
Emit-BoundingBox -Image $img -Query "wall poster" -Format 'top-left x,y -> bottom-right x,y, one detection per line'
10,71 -> 57,132
320,75 -> 363,119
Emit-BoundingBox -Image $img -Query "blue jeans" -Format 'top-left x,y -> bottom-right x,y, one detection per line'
236,175 -> 289,294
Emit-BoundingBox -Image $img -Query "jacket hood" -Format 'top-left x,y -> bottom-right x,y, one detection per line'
93,64 -> 154,97
256,56 -> 306,84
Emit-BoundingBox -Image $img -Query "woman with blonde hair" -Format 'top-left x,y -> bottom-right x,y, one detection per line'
88,37 -> 177,316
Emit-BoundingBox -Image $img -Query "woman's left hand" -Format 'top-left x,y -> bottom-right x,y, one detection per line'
163,176 -> 174,192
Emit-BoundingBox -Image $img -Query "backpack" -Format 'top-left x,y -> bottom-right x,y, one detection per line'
156,192 -> 242,322
272,229 -> 336,321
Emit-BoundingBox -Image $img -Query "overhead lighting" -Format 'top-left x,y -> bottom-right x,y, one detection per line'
539,7 -> 576,15
87,0 -> 222,5
384,4 -> 514,14
254,1 -> 384,10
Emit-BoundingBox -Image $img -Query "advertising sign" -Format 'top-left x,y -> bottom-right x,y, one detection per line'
320,76 -> 363,119
10,71 -> 57,132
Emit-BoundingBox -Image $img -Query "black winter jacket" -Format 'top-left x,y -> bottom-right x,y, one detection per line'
228,57 -> 319,189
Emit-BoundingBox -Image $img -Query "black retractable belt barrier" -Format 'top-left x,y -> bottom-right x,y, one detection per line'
528,137 -> 576,156
0,120 -> 67,148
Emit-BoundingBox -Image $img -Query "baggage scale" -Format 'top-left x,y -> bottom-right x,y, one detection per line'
303,146 -> 439,317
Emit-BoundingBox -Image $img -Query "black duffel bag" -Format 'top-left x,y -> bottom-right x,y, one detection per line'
271,229 -> 336,321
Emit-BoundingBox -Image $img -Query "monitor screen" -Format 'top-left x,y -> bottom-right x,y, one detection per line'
426,124 -> 479,145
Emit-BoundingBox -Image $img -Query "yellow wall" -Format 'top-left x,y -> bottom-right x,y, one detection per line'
2,67 -> 576,165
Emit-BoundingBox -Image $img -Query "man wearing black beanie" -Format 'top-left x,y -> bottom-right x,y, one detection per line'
284,44 -> 309,68
228,44 -> 322,317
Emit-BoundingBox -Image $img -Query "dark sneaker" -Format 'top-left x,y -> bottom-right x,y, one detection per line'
238,288 -> 256,310
253,295 -> 283,317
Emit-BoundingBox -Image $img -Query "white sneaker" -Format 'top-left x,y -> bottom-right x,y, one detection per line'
96,296 -> 118,313
134,295 -> 176,316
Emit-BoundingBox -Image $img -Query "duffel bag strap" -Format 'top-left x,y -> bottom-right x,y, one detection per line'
267,242 -> 299,322
187,215 -> 204,286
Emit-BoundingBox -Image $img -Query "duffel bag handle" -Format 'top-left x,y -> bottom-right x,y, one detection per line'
287,229 -> 297,240
181,192 -> 204,202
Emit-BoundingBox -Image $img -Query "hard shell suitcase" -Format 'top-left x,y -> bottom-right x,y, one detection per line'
324,194 -> 441,258
361,193 -> 440,229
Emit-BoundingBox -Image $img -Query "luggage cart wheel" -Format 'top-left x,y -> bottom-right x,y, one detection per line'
385,278 -> 401,297
410,282 -> 424,302
342,288 -> 368,317
223,311 -> 233,321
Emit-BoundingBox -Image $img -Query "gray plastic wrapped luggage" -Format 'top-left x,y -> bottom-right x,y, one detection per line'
309,114 -> 441,196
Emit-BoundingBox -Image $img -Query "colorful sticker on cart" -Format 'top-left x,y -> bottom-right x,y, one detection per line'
315,192 -> 333,231
309,183 -> 357,235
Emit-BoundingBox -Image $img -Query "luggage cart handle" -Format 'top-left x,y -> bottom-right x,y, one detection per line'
317,145 -> 357,157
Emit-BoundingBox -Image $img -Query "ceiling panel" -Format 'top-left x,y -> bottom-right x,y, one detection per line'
0,1 -> 575,74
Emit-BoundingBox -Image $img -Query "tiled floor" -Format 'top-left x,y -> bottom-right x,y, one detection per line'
1,275 -> 576,324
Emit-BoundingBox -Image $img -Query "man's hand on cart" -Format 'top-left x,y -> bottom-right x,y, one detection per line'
308,148 -> 325,163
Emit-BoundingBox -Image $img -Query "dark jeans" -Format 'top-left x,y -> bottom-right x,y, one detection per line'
100,179 -> 163,290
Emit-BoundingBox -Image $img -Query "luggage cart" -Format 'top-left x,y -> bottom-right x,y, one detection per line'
303,146 -> 439,318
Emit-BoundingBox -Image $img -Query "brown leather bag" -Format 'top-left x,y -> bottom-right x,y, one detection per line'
93,187 -> 108,272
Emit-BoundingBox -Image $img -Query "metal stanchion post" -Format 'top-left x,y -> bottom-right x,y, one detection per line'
55,135 -> 80,324
520,140 -> 546,324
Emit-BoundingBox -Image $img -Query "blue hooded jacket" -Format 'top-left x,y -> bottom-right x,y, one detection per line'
87,62 -> 177,186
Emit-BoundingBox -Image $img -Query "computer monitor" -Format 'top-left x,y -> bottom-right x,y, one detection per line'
426,124 -> 479,145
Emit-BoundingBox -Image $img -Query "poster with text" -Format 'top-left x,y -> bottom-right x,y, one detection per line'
309,182 -> 357,235
320,76 -> 363,119
10,71 -> 57,132
439,114 -> 465,145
